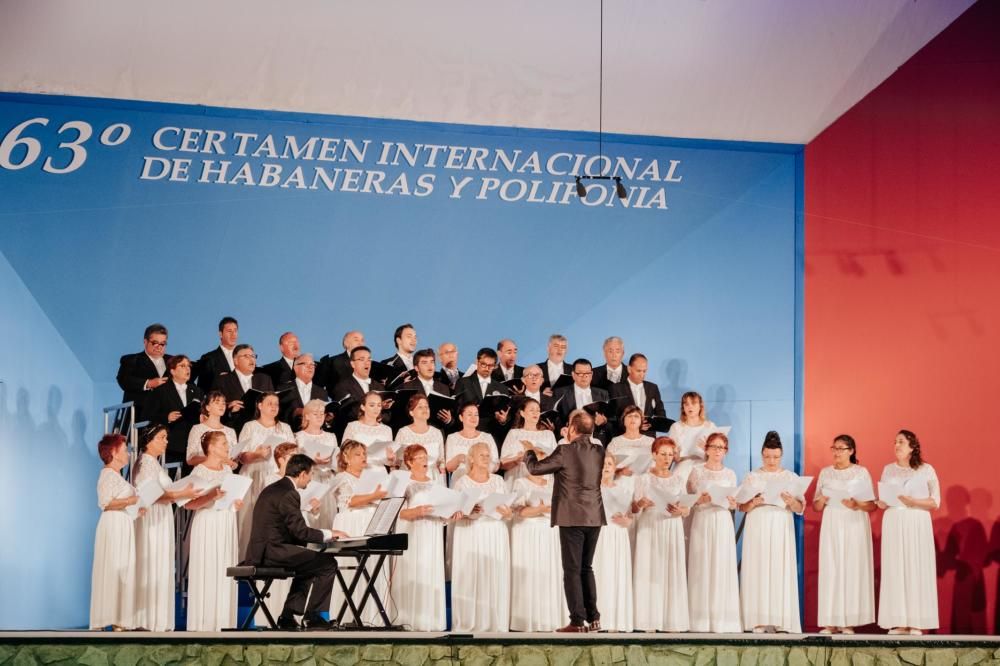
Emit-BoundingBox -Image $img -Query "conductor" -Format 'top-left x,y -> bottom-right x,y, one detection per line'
525,410 -> 606,632
242,453 -> 346,630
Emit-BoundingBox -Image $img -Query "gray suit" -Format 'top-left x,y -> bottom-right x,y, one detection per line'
526,435 -> 605,626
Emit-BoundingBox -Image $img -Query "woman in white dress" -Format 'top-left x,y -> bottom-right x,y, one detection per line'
445,401 -> 498,486
593,453 -> 635,632
295,399 -> 339,526
737,431 -> 804,633
812,434 -> 876,634
509,464 -> 565,631
687,432 -> 741,633
236,392 -> 294,558
134,425 -> 199,631
394,394 -> 445,481
90,434 -> 140,630
342,392 -> 396,470
500,398 -> 557,490
876,429 -> 941,635
186,390 -> 238,468
391,444 -> 449,630
608,405 -> 654,478
184,430 -> 243,632
667,391 -> 716,485
451,442 -> 514,632
329,440 -> 389,626
633,437 -> 690,632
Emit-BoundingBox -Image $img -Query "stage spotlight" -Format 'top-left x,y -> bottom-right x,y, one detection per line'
614,176 -> 627,199
575,176 -> 587,197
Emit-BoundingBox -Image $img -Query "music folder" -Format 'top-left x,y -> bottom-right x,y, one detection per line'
550,374 -> 574,391
480,392 -> 513,414
645,415 -> 676,433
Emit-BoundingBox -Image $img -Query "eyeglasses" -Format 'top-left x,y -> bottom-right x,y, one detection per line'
296,362 -> 316,368
477,361 -> 496,369
573,371 -> 593,377
147,340 -> 167,347
236,353 -> 258,360
830,447 -> 851,452
705,445 -> 728,451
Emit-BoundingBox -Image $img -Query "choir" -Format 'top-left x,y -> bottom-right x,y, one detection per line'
90,322 -> 942,633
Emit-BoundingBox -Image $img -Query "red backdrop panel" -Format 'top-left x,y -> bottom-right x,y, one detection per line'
804,0 -> 1000,634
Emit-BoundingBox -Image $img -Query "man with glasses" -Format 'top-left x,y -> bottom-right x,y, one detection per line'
454,347 -> 513,441
116,322 -> 171,421
217,344 -> 274,434
554,359 -> 611,445
278,353 -> 330,427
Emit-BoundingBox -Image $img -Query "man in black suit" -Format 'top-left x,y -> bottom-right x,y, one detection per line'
592,336 -> 627,393
399,348 -> 453,432
454,347 -> 513,442
331,345 -> 387,439
317,330 -> 365,395
514,364 -> 558,429
381,323 -> 417,381
195,316 -> 239,391
278,353 -> 329,428
217,344 -> 274,435
525,411 -> 605,632
146,355 -> 204,465
491,339 -> 524,384
242,454 -> 346,630
538,333 -> 572,391
261,332 -> 300,388
609,353 -> 672,436
434,341 -> 461,391
554,358 -> 612,445
116,323 -> 171,422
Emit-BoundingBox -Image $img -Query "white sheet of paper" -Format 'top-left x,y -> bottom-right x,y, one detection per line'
214,474 -> 252,511
386,470 -> 412,498
299,481 -> 331,510
602,486 -> 632,518
822,485 -> 850,504
366,440 -> 397,465
734,483 -> 759,505
167,474 -> 221,495
420,485 -> 462,518
300,438 -> 336,462
354,468 -> 389,495
879,481 -> 906,507
459,487 -> 483,515
136,478 -> 165,508
707,484 -> 737,509
904,476 -> 930,499
480,492 -> 516,519
848,479 -> 876,502
681,425 -> 732,458
644,484 -> 674,513
622,451 -> 653,475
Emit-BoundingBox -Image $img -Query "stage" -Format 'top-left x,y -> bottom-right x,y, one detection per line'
1,632 -> 998,666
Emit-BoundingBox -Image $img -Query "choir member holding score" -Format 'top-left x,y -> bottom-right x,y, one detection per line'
343,391 -> 397,470
667,391 -> 716,484
500,397 -> 557,490
445,401 -> 498,484
813,434 -> 876,635
186,390 -> 238,468
737,431 -> 804,633
538,334 -> 572,391
607,405 -> 654,477
329,440 -> 389,626
217,343 -> 274,435
876,430 -> 941,635
134,425 -> 200,632
391,444 -> 450,631
183,431 -> 243,632
593,453 -> 635,632
632,437 -> 690,632
394,394 -> 445,481
591,336 -> 626,392
686,432 -> 740,633
295,398 -> 339,525
147,354 -> 204,464
115,323 -> 169,423
90,434 -> 141,631
451,442 -> 513,632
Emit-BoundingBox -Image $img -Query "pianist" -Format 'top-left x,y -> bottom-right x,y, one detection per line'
241,454 -> 347,630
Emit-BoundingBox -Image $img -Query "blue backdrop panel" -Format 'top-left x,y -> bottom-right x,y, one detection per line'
0,93 -> 802,629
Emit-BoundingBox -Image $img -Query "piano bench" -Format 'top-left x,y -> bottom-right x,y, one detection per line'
226,566 -> 295,630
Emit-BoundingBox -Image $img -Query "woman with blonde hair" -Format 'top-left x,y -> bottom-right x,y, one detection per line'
667,391 -> 716,484
295,398 -> 339,524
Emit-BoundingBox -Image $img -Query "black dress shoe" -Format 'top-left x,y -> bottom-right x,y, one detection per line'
302,614 -> 333,631
276,614 -> 300,631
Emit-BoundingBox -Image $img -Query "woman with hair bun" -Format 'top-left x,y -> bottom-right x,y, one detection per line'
876,430 -> 940,635
737,431 -> 804,633
813,434 -> 875,635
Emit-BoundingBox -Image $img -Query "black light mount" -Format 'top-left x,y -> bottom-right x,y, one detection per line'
575,174 -> 627,199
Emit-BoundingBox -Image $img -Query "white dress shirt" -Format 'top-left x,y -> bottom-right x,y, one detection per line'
221,346 -> 235,371
295,378 -> 312,406
628,379 -> 646,412
606,364 -> 623,383
236,370 -> 253,393
525,390 -> 542,402
501,365 -> 515,381
420,377 -> 435,395
398,351 -> 414,371
174,382 -> 188,407
352,374 -> 371,394
547,360 -> 564,383
148,354 -> 166,378
574,385 -> 593,408
478,376 -> 490,397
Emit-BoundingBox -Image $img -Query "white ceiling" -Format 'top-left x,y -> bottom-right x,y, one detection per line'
0,0 -> 974,144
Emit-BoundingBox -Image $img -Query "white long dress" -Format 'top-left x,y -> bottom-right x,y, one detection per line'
686,464 -> 741,633
134,454 -> 175,631
89,468 -> 137,629
390,479 -> 447,630
236,420 -> 293,558
739,468 -> 802,632
342,420 -> 394,472
499,428 -> 556,490
295,430 -> 340,526
451,474 -> 511,632
328,471 -> 388,626
445,431 -> 498,486
394,425 -> 445,481
509,477 -> 566,631
185,464 -> 239,632
594,478 -> 634,632
667,420 -> 716,485
877,462 -> 941,630
607,434 -> 654,465
633,472 -> 689,632
186,423 -> 238,462
816,464 -> 875,628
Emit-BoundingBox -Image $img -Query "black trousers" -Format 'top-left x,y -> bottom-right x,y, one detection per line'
276,553 -> 339,616
559,526 -> 601,625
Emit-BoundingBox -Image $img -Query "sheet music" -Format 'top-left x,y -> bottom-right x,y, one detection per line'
460,486 -> 484,515
733,483 -> 759,505
214,474 -> 252,511
367,497 -> 405,535
365,440 -> 397,466
601,485 -> 631,518
355,467 -> 389,495
420,485 -> 462,518
299,480 -> 331,510
878,481 -> 906,507
386,470 -> 412,498
706,484 -> 737,509
300,438 -> 336,461
136,477 -> 165,508
479,492 -> 516,519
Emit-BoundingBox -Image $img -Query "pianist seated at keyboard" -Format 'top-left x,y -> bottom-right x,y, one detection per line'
241,453 -> 347,631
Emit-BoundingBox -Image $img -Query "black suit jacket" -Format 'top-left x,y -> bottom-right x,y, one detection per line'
592,364 -> 627,393
217,372 -> 274,434
317,352 -> 352,395
609,380 -> 669,435
261,357 -> 296,389
398,378 -> 453,433
242,476 -> 326,568
147,381 -> 204,460
195,347 -> 233,392
330,377 -> 386,439
525,435 -> 606,527
553,385 -> 612,445
434,367 -> 462,392
277,381 -> 330,429
116,352 -> 171,419
538,360 -> 573,390
454,375 -> 513,442
491,364 -> 524,384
